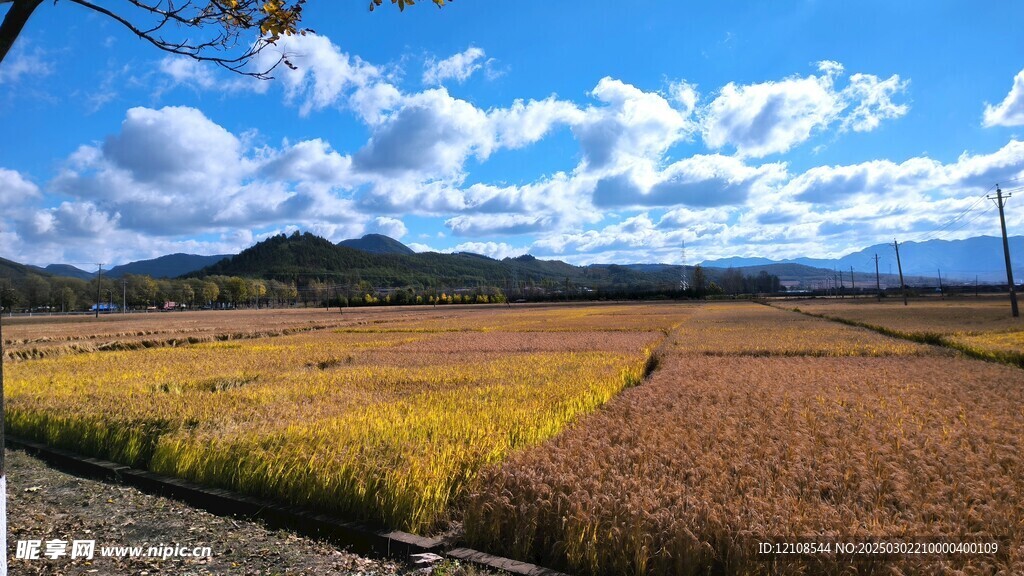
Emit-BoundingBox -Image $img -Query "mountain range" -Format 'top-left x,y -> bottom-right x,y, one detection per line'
27,253 -> 233,281
6,234 -> 1023,289
701,236 -> 1024,283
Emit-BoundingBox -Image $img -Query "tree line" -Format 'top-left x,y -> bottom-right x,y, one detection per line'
0,262 -> 784,313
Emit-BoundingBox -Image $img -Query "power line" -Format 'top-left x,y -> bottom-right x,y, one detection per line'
910,192 -> 989,244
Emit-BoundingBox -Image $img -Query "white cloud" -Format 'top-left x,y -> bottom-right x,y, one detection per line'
159,57 -> 219,90
575,77 -> 697,169
254,34 -> 382,117
260,138 -> 356,190
592,155 -> 786,208
446,214 -> 553,236
783,140 -> 1024,207
447,241 -> 524,259
531,213 -> 685,263
14,37 -> 1020,269
354,87 -> 492,179
840,73 -> 910,132
423,46 -> 487,85
668,80 -> 699,117
488,97 -> 584,149
983,68 -> 1024,128
0,42 -> 51,85
701,62 -> 908,158
102,106 -> 247,190
702,64 -> 845,158
783,157 -> 942,204
43,106 -> 365,242
367,216 -> 408,239
0,168 -> 41,209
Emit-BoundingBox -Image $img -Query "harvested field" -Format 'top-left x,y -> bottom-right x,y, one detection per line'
464,301 -> 1024,575
673,303 -> 939,357
783,296 -> 1023,336
779,297 -> 1024,366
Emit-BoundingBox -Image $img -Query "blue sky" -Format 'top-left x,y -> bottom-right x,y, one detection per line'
2,0 -> 1023,267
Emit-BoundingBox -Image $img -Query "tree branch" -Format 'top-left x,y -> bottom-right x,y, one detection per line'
0,0 -> 43,65
66,0 -> 281,78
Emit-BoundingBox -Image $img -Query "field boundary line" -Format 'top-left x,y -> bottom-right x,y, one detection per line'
764,302 -> 1024,369
5,436 -> 569,576
4,322 -> 356,363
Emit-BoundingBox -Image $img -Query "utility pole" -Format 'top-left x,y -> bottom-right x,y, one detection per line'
874,254 -> 881,301
680,240 -> 689,292
95,263 -> 104,318
122,279 -> 127,314
839,270 -> 845,298
1,295 -> 7,576
850,266 -> 855,295
894,240 -> 908,306
988,185 -> 1019,318
937,269 -> 943,298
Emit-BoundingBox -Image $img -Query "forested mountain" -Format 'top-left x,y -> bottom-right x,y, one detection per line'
37,264 -> 95,281
191,232 -> 805,295
2,257 -> 49,283
107,253 -> 232,278
17,230 -> 984,312
193,232 -> 659,291
337,234 -> 416,255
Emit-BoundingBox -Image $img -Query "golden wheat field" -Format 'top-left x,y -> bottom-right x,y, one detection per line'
6,301 -> 1023,575
466,302 -> 1024,575
4,303 -> 691,533
781,296 -> 1024,367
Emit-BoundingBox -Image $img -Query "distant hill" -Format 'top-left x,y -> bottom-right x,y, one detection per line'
12,233 -> 1009,294
191,231 -> 840,293
38,264 -> 94,281
106,253 -> 232,279
193,232 -> 666,290
1,256 -> 47,283
702,236 -> 1024,283
338,234 -> 415,255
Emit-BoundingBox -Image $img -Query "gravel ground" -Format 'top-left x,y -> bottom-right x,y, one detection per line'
5,449 -> 482,575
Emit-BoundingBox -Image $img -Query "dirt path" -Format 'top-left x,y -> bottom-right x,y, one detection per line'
5,449 -> 427,575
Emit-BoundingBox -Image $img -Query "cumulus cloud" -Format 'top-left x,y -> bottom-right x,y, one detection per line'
575,77 -> 697,169
354,88 -> 492,179
102,106 -> 246,189
701,62 -> 908,157
668,80 -> 699,116
983,68 -> 1024,127
260,138 -> 356,190
367,216 -> 408,239
445,214 -> 553,236
784,140 -> 1024,206
253,34 -> 382,117
0,168 -> 42,208
40,106 -> 366,246
18,37 -> 1021,268
423,46 -> 487,85
841,73 -> 910,132
489,97 -> 584,149
447,241 -> 524,259
592,155 -> 786,208
532,213 -> 684,263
